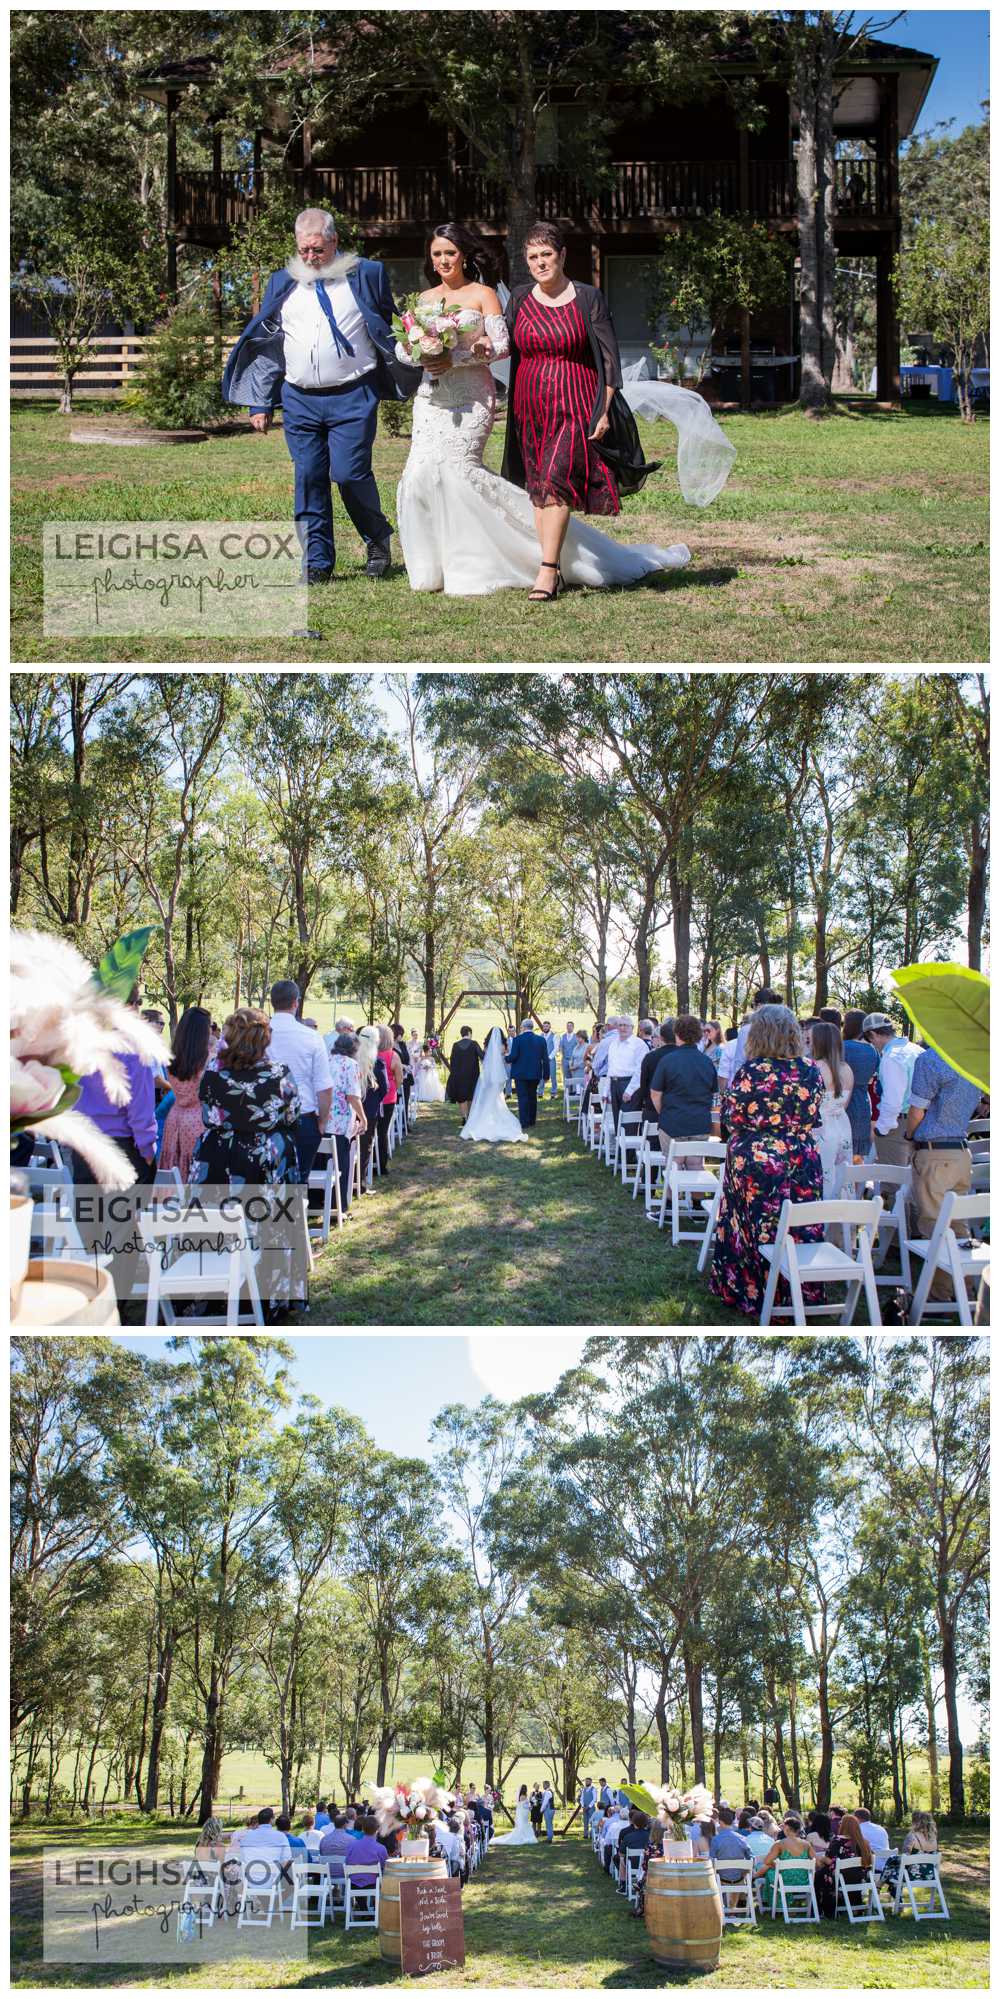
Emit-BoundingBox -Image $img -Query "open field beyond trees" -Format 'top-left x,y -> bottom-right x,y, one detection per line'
10,1820 -> 988,1989
11,404 -> 987,663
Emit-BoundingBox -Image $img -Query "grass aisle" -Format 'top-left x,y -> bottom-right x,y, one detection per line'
12,405 -> 987,663
10,1823 -> 989,1988
307,1097 -> 741,1326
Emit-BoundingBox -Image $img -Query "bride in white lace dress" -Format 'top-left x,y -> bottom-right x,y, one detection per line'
461,1027 -> 526,1144
492,1785 -> 538,1847
396,225 -> 696,598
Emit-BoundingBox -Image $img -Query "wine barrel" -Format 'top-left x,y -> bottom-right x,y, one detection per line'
643,1855 -> 724,1972
379,1856 -> 449,1964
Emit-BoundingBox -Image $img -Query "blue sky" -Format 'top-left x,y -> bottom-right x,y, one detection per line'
861,9 -> 989,133
113,1334 -> 588,1458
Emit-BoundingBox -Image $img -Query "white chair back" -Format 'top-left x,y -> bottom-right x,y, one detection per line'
715,1855 -> 756,1926
833,1857 -> 884,1923
773,1855 -> 819,1923
759,1197 -> 883,1327
892,1850 -> 949,1920
907,1191 -> 991,1326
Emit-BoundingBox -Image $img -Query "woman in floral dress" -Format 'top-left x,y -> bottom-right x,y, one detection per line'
191,1006 -> 300,1185
709,1005 -> 825,1318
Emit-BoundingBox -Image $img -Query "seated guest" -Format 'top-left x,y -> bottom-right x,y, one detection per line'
192,1007 -> 300,1185
625,1021 -> 673,1121
434,1814 -> 464,1876
241,1804 -> 291,1860
815,1812 -> 873,1918
689,1818 -> 714,1859
314,1801 -> 331,1831
194,1816 -> 228,1862
616,1808 -> 650,1884
709,1004 -> 825,1317
739,1813 -> 775,1865
299,1810 -> 322,1854
881,1811 -> 938,1891
326,1031 -> 367,1212
854,1807 -> 891,1871
227,1814 -> 259,1855
276,1812 -> 306,1853
159,1005 -> 212,1182
345,1814 -> 389,1889
318,1811 -> 355,1880
649,1012 -> 718,1158
754,1812 -> 814,1908
709,1805 -> 753,1882
804,1810 -> 831,1856
600,1805 -> 627,1872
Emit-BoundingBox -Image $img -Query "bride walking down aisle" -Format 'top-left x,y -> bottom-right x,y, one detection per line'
395,222 -> 732,599
461,1026 -> 527,1143
492,1785 -> 538,1846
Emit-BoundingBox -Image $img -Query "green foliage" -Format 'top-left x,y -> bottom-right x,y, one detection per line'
967,1764 -> 989,1815
895,217 -> 990,421
123,304 -> 230,430
215,184 -> 360,323
12,226 -> 160,412
646,213 -> 792,379
91,925 -> 158,1000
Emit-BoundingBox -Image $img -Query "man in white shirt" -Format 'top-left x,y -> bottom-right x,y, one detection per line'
228,209 -> 412,582
863,1013 -> 919,1166
855,1809 -> 891,1872
607,1018 -> 649,1130
540,1020 -> 559,1098
268,979 -> 333,1183
240,1805 -> 292,1875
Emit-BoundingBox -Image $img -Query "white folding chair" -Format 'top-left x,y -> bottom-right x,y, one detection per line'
564,1080 -> 584,1123
892,1851 -> 949,1920
614,1109 -> 644,1184
154,1165 -> 183,1191
716,1858 -> 756,1927
308,1145 -> 343,1243
759,1197 -> 883,1326
236,1854 -> 284,1927
143,1208 -> 264,1327
343,1863 -> 380,1930
772,1856 -> 819,1923
176,1857 -> 224,1935
599,1103 -> 617,1167
632,1123 -> 665,1215
31,1202 -> 90,1262
657,1137 -> 726,1244
586,1100 -> 604,1153
834,1858 -> 884,1923
967,1118 -> 990,1140
624,1849 -> 645,1905
837,1162 -> 913,1287
906,1192 -> 991,1325
289,1860 -> 331,1929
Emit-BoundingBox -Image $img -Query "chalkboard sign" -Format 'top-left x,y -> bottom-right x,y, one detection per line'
398,1874 -> 465,1976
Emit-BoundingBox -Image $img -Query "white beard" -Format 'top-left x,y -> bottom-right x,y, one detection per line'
286,249 -> 360,286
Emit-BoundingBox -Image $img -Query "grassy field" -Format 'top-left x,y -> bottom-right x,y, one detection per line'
12,400 -> 987,663
11,1818 -> 988,1988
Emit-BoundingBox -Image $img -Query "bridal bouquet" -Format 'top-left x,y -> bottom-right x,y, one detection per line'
392,295 -> 479,363
621,1780 -> 714,1841
372,1775 -> 453,1843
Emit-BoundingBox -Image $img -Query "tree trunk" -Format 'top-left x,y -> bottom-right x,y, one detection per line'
669,857 -> 693,1013
684,1647 -> 706,1785
815,1658 -> 835,1811
922,1636 -> 941,1814
144,1622 -> 176,1814
654,1664 -> 671,1784
939,1617 -> 965,1818
967,833 -> 987,969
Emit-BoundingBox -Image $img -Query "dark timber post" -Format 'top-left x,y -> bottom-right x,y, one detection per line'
738,126 -> 751,408
166,89 -> 179,298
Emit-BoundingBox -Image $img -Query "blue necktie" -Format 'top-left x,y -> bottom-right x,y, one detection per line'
315,281 -> 355,358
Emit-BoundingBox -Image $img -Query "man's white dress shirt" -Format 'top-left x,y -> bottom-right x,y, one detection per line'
608,1034 -> 648,1080
875,1036 -> 919,1134
268,1011 -> 333,1117
281,279 -> 377,389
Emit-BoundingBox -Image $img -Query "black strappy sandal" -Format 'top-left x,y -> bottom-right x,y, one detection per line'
528,561 -> 562,602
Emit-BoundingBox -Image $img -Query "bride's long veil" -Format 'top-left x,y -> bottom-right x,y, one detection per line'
460,1027 -> 525,1143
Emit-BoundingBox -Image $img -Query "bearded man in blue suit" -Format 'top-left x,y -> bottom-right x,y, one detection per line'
223,208 -> 420,583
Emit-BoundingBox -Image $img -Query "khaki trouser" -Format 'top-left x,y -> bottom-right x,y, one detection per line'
911,1146 -> 972,1302
875,1122 -> 913,1169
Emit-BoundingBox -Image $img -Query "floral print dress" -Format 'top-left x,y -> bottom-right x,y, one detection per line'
191,1061 -> 301,1184
710,1057 -> 825,1317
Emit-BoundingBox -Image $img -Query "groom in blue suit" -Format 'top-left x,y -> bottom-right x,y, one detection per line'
222,208 -> 420,582
506,1017 -> 551,1131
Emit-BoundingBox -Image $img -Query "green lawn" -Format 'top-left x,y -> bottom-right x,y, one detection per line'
11,1819 -> 988,1988
307,1095 -> 742,1326
11,400 -> 987,662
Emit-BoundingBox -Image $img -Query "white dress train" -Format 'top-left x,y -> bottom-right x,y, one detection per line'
460,1027 -> 526,1143
817,1079 -> 854,1199
397,310 -> 706,597
492,1798 -> 537,1846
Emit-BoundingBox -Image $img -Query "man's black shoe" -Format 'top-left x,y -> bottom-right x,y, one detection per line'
365,540 -> 391,579
305,569 -> 333,586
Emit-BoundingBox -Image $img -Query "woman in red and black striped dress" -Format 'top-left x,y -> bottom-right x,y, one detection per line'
502,223 -> 625,600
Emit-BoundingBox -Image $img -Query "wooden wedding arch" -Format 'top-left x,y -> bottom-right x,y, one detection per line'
435,989 -> 540,1041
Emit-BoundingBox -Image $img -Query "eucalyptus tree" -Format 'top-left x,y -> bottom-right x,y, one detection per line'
855,1337 -> 989,1818
507,1337 -> 775,1786
346,1459 -> 443,1785
431,1397 -> 534,1791
385,675 -> 482,1034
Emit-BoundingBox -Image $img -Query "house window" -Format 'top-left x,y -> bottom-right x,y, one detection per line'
377,256 -> 425,300
602,256 -> 656,351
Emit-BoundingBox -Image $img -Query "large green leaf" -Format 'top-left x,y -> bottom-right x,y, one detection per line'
891,962 -> 990,1092
620,1782 -> 660,1815
91,926 -> 158,1001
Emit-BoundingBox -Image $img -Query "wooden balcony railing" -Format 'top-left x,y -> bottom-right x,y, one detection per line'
174,158 -> 892,234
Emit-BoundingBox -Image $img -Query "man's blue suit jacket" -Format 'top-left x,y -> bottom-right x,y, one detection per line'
221,258 -> 421,414
507,1031 -> 551,1084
